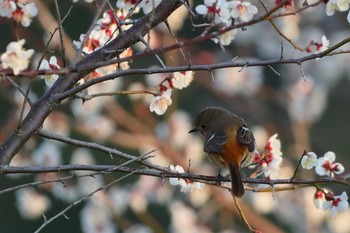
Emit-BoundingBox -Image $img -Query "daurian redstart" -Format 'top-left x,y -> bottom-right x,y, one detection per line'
189,107 -> 255,197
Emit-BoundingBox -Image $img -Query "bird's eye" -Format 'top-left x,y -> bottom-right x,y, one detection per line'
200,124 -> 207,129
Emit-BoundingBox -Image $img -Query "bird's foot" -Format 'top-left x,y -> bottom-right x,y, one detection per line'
215,169 -> 224,185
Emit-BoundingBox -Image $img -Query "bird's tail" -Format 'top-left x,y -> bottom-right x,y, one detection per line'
228,164 -> 244,197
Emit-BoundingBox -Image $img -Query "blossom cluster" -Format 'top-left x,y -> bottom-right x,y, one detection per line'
73,0 -> 161,14
195,0 -> 258,46
325,0 -> 350,23
149,71 -> 194,115
195,0 -> 258,25
169,164 -> 204,193
301,151 -> 345,177
116,0 -> 161,15
0,0 -> 38,27
39,56 -> 61,87
313,190 -> 349,217
0,39 -> 34,75
301,151 -> 348,216
74,10 -> 127,55
73,10 -> 133,78
250,134 -> 283,179
305,35 -> 330,54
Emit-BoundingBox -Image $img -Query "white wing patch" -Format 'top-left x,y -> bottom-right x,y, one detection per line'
206,134 -> 216,144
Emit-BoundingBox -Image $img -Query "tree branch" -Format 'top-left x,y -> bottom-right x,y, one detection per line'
1,164 -> 349,186
34,168 -> 141,233
36,129 -> 168,172
0,0 -> 182,165
55,50 -> 350,100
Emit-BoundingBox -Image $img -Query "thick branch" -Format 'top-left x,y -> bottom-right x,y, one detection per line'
0,0 -> 182,165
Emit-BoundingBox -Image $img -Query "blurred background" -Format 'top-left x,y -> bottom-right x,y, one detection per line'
1,0 -> 350,232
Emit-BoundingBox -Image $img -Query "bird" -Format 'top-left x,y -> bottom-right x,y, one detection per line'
189,107 -> 255,197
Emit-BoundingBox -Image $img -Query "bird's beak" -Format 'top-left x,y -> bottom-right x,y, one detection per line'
188,128 -> 199,133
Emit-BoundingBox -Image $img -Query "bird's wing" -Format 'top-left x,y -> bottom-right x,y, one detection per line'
237,126 -> 255,152
203,130 -> 228,154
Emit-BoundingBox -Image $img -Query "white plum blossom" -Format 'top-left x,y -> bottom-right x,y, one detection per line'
287,78 -> 327,123
316,35 -> 330,53
214,64 -> 263,97
0,1 -> 38,27
97,10 -> 115,26
12,2 -> 38,27
230,1 -> 258,22
301,152 -> 319,169
313,189 -> 326,209
266,134 -> 282,157
95,10 -> 120,37
171,71 -> 194,90
116,0 -> 139,14
1,39 -> 34,75
195,0 -> 232,25
195,0 -> 258,45
326,0 -> 350,18
313,189 -> 349,217
15,188 -> 51,219
326,0 -> 348,15
212,29 -> 237,46
80,202 -> 116,233
262,134 -> 283,177
149,89 -> 172,115
31,141 -> 62,166
251,134 -> 283,178
169,165 -> 186,186
73,29 -> 110,54
315,151 -> 345,176
39,56 -> 60,87
326,0 -> 339,15
73,9 -> 133,79
0,0 -> 16,17
169,165 -> 204,193
139,0 -> 161,14
322,191 -> 349,217
82,115 -> 116,141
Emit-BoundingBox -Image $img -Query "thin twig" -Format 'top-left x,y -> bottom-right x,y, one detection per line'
36,129 -> 168,172
291,150 -> 307,180
34,168 -> 141,233
233,196 -> 256,232
260,0 -> 305,51
71,0 -> 109,65
164,19 -> 186,60
270,19 -> 305,51
54,0 -> 67,66
34,150 -> 152,232
75,89 -> 156,101
4,76 -> 34,106
318,36 -> 350,58
138,35 -> 168,69
17,80 -> 34,130
36,4 -> 73,70
266,0 -> 324,21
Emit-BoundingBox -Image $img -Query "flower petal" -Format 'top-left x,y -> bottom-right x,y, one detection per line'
324,151 -> 336,162
195,5 -> 208,15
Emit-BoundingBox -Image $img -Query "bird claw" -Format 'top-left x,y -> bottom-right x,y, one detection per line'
215,169 -> 224,185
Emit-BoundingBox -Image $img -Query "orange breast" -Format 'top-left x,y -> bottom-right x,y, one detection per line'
222,134 -> 248,166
